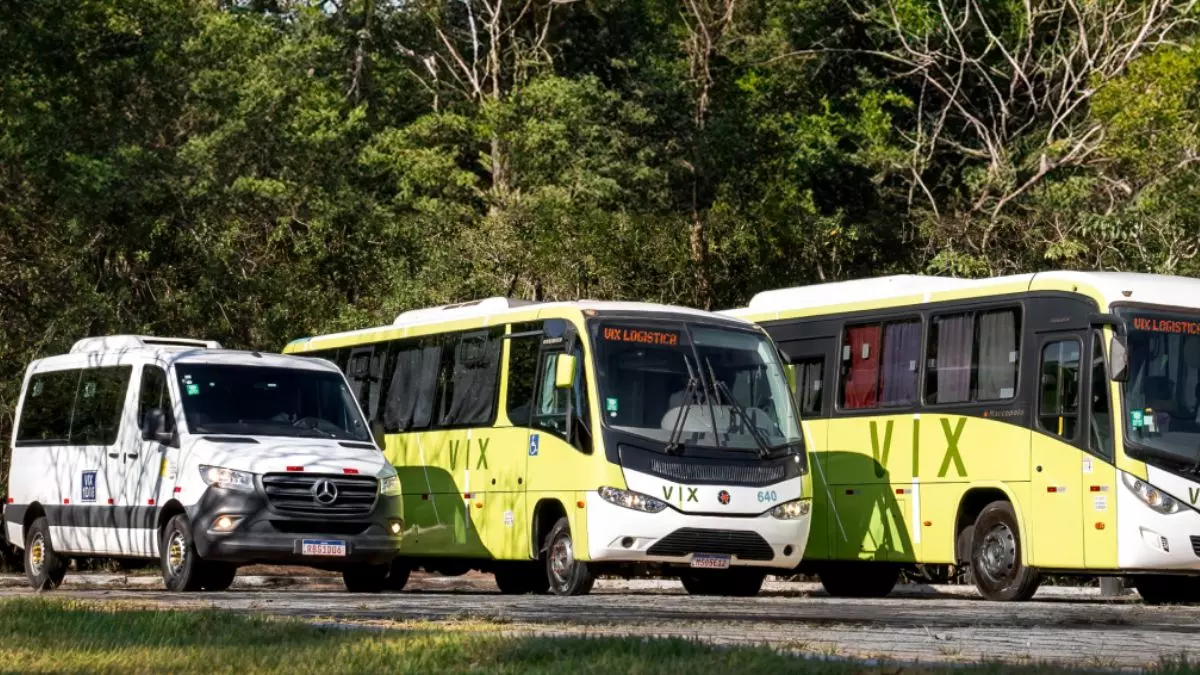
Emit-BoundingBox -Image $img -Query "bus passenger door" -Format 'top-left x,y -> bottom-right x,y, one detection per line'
1082,331 -> 1119,569
1030,334 -> 1086,568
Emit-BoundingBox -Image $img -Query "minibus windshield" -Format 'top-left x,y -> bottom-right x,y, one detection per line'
593,321 -> 803,455
1119,309 -> 1200,469
175,364 -> 370,441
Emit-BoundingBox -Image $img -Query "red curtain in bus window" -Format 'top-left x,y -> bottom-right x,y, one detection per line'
843,325 -> 881,409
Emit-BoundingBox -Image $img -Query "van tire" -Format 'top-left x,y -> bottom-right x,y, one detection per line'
385,560 -> 411,592
25,517 -> 67,591
970,501 -> 1041,601
544,517 -> 593,596
343,563 -> 390,593
680,569 -> 766,597
201,563 -> 238,591
817,563 -> 899,598
160,514 -> 207,592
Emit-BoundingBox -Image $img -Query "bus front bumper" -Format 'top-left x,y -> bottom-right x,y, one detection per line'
584,492 -> 810,570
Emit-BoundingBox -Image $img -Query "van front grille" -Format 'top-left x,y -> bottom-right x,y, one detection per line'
261,473 -> 377,517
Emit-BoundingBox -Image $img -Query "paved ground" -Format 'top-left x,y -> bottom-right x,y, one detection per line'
5,573 -> 1198,669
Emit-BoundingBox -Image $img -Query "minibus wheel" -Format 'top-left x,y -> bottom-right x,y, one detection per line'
680,569 -> 766,597
25,517 -> 67,591
817,563 -> 898,598
342,562 -> 390,592
495,562 -> 549,594
544,517 -> 594,596
160,514 -> 209,592
970,501 -> 1041,601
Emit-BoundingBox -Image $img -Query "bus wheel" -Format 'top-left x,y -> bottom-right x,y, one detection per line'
25,517 -> 67,591
680,569 -> 766,597
342,562 -> 390,593
495,563 -> 549,595
1131,575 -> 1200,605
817,563 -> 898,598
161,514 -> 208,592
970,501 -> 1041,601
544,517 -> 594,596
201,563 -> 238,592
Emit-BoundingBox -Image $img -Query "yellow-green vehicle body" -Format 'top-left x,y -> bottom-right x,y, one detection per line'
284,298 -> 812,582
722,272 -> 1200,600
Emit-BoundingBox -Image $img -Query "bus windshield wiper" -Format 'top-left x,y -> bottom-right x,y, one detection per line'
705,358 -> 773,459
665,355 -> 700,455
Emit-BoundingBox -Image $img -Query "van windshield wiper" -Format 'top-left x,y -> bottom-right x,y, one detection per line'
706,358 -> 773,460
665,355 -> 700,455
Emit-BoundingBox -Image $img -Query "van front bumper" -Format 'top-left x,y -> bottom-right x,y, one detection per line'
187,487 -> 403,566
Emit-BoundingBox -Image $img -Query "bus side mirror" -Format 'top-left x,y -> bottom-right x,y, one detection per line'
554,354 -> 577,389
141,408 -> 174,445
1109,335 -> 1129,383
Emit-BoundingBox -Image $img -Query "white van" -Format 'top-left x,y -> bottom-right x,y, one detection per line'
4,336 -> 405,592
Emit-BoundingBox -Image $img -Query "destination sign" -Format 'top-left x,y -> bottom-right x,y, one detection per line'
602,327 -> 680,346
1131,317 -> 1200,335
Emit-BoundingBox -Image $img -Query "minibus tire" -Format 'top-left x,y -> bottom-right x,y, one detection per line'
25,517 -> 67,591
680,569 -> 766,597
544,517 -> 594,596
817,563 -> 898,598
201,563 -> 238,592
970,501 -> 1041,602
160,514 -> 208,592
342,562 -> 390,593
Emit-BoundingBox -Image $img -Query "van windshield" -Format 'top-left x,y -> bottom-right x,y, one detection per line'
175,364 -> 370,441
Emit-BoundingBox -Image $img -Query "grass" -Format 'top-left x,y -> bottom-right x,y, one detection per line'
0,598 -> 1195,674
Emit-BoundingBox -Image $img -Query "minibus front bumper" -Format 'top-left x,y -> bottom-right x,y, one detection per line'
187,486 -> 403,566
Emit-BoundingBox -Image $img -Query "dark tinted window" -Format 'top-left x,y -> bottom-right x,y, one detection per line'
383,338 -> 442,432
506,323 -> 541,426
137,365 -> 175,433
16,370 -> 80,445
1089,335 -> 1113,459
438,329 -> 503,427
1039,339 -> 1081,439
794,357 -> 824,416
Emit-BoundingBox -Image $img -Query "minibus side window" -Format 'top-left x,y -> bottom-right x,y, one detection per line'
794,357 -> 824,416
505,327 -> 541,427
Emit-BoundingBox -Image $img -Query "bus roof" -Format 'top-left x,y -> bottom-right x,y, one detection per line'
720,271 -> 1200,320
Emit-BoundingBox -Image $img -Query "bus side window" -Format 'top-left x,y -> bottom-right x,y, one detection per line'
506,329 -> 540,426
795,357 -> 824,416
1089,335 -> 1114,459
534,348 -> 590,448
1039,339 -> 1082,439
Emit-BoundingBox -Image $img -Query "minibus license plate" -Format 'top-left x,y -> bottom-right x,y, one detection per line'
691,553 -> 730,569
301,539 -> 346,557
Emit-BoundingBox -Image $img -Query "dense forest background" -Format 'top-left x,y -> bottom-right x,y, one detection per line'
2,0 -> 1199,439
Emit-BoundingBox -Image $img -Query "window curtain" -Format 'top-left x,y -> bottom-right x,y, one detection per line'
881,321 -> 920,405
936,315 -> 973,403
843,326 -> 881,409
383,343 -> 442,431
977,310 -> 1018,400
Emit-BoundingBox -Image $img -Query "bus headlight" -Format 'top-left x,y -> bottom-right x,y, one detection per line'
770,499 -> 811,520
598,486 -> 668,513
199,465 -> 254,492
379,474 -> 402,496
1121,473 -> 1182,515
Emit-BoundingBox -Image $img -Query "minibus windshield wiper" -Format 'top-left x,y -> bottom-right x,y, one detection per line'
706,358 -> 773,460
665,356 -> 701,455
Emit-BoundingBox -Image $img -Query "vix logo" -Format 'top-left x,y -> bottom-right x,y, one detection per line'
867,417 -> 968,478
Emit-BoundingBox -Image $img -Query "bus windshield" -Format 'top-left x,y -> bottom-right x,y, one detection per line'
175,364 -> 370,442
593,321 -> 802,454
1120,309 -> 1200,467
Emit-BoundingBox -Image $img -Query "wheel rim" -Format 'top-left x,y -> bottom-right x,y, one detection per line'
977,522 -> 1017,586
549,534 -> 573,587
29,532 -> 45,577
166,530 -> 187,577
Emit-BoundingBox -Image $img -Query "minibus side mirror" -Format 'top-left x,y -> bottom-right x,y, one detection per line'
142,408 -> 174,445
1109,335 -> 1129,383
554,354 -> 577,390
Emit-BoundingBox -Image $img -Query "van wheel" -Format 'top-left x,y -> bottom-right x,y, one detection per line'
970,501 -> 1041,601
544,517 -> 593,596
680,569 -> 766,597
817,563 -> 898,598
385,560 -> 411,592
161,514 -> 207,592
495,562 -> 550,595
25,517 -> 67,591
343,563 -> 390,592
201,563 -> 238,592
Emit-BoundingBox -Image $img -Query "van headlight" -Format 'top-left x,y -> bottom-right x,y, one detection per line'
1122,473 -> 1182,515
379,473 -> 402,496
770,499 -> 811,520
199,465 -> 255,492
598,486 -> 668,513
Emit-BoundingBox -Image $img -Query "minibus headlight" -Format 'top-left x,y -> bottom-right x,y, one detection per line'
379,474 -> 402,496
199,465 -> 255,492
598,486 -> 668,513
770,499 -> 811,520
1121,473 -> 1182,515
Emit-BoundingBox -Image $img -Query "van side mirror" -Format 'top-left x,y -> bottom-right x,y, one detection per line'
141,408 -> 174,445
554,354 -> 577,389
1109,335 -> 1129,383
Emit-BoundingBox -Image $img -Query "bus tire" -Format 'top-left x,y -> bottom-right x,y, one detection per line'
201,562 -> 238,591
25,517 -> 67,591
1131,575 -> 1200,605
544,517 -> 593,596
817,563 -> 898,598
342,562 -> 390,593
970,501 -> 1040,601
385,560 -> 411,592
680,569 -> 766,597
161,514 -> 207,592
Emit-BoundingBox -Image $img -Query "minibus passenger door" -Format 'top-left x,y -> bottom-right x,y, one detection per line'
1030,334 -> 1086,568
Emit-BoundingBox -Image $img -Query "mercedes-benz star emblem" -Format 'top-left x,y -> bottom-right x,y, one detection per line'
312,479 -> 338,505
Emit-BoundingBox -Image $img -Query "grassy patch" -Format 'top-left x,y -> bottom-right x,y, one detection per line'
0,598 -> 1188,674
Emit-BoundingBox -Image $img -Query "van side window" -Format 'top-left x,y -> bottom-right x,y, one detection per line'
16,370 -> 80,445
71,367 -> 133,445
137,366 -> 175,433
505,324 -> 542,426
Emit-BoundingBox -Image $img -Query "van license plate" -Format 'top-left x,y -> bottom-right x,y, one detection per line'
690,553 -> 731,569
301,539 -> 346,557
